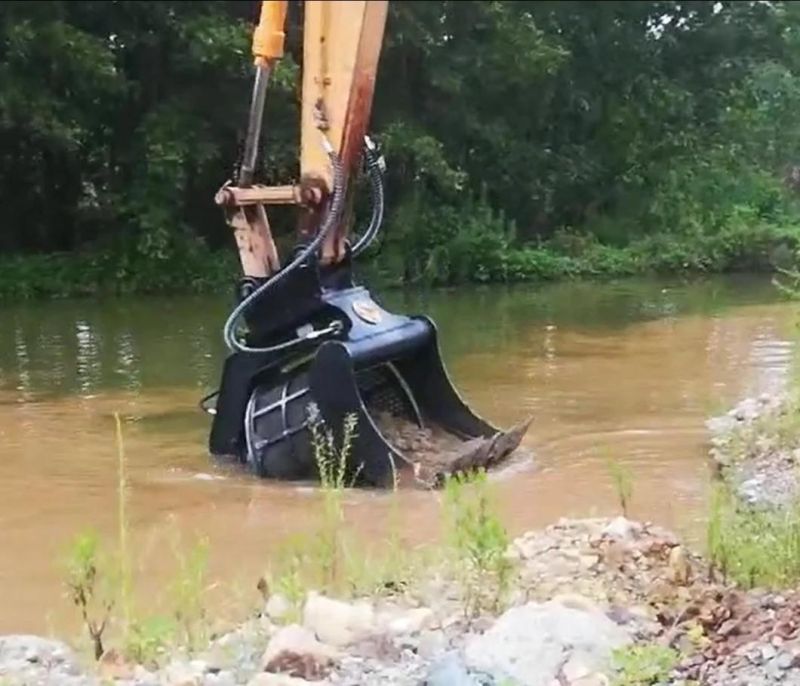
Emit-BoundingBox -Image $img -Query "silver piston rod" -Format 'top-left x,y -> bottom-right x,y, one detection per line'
238,64 -> 272,187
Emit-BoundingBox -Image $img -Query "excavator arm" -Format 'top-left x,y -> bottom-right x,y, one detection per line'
216,0 -> 389,278
206,1 -> 531,488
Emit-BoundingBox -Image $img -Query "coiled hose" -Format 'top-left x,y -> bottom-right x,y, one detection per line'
223,138 -> 346,354
352,138 -> 386,257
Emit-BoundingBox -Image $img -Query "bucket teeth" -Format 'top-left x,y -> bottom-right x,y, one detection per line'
410,416 -> 534,489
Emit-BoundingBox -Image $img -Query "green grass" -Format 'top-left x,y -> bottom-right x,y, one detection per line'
259,416 -> 520,624
63,415 -> 213,667
611,644 -> 680,686
64,531 -> 115,660
606,458 -> 634,519
263,409 -> 430,615
707,482 -> 800,589
443,469 -> 515,618
115,413 -> 133,637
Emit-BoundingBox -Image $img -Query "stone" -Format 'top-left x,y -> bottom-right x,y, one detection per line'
746,649 -> 764,665
580,554 -> 601,569
707,415 -> 737,435
464,600 -> 630,686
552,594 -> 603,615
561,653 -> 593,681
262,624 -> 340,679
163,659 -> 204,685
425,652 -> 475,686
417,630 -> 448,659
266,594 -> 293,622
761,645 -> 778,661
381,607 -> 435,636
571,675 -> 610,686
0,635 -> 78,670
668,546 -> 692,586
303,593 -> 375,647
602,541 -> 629,569
248,675 -> 324,686
601,517 -> 641,541
349,634 -> 402,662
135,664 -> 159,680
203,671 -> 237,686
98,648 -> 136,680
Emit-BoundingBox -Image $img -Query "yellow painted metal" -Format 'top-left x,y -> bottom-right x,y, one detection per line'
300,0 -> 389,261
300,1 -> 388,188
252,0 -> 289,65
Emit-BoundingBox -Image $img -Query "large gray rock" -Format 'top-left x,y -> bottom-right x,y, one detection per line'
0,635 -> 80,670
601,517 -> 642,542
426,652 -> 476,686
463,599 -> 630,686
375,607 -> 435,637
0,635 -> 91,686
302,593 -> 375,647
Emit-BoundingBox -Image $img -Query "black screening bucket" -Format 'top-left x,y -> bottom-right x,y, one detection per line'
209,285 -> 531,488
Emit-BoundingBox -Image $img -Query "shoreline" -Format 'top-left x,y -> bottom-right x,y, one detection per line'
2,515 -> 799,686
5,390 -> 800,685
0,241 -> 791,301
707,391 -> 799,509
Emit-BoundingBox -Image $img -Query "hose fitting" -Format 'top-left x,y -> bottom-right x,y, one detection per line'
223,142 -> 347,354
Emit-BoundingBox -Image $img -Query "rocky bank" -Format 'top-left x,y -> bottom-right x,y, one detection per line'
7,515 -> 800,686
707,392 -> 799,508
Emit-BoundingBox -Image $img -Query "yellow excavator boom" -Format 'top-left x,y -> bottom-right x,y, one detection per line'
216,0 -> 389,277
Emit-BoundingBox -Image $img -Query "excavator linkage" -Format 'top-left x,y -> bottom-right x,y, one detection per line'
203,1 -> 531,487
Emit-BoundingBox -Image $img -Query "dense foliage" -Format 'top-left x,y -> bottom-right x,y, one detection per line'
1,0 -> 800,297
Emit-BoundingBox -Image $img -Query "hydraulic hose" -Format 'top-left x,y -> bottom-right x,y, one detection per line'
352,137 -> 386,257
223,138 -> 347,354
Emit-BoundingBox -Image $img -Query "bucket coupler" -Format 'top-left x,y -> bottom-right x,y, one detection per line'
209,277 -> 531,488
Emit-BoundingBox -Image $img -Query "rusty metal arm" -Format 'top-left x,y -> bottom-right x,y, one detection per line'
215,184 -> 324,207
220,1 -> 389,278
220,1 -> 288,279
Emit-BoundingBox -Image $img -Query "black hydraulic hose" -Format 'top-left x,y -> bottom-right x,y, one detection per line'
223,138 -> 347,354
352,138 -> 386,257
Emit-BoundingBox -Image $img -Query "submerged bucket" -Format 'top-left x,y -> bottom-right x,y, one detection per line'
210,285 -> 531,488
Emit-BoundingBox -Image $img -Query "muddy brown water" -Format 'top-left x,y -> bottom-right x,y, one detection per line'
0,275 -> 796,636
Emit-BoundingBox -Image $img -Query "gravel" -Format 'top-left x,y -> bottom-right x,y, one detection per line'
707,392 -> 800,508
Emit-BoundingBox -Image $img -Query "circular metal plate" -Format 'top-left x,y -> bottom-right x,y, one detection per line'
352,299 -> 383,325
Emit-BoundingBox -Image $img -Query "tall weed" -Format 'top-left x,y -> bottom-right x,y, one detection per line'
443,469 -> 515,617
708,482 -> 800,588
606,458 -> 634,518
64,415 -> 212,666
